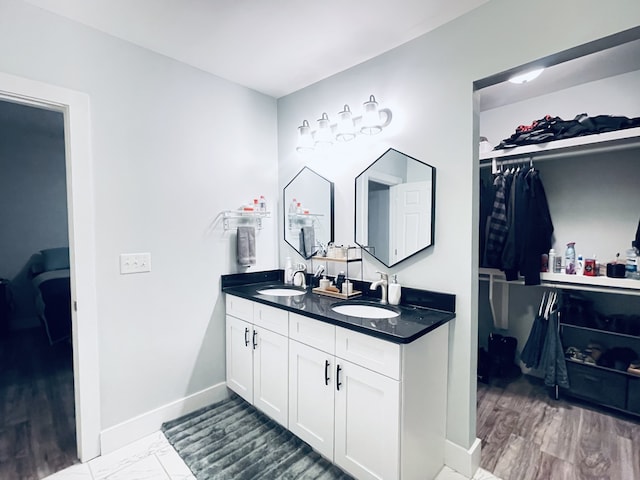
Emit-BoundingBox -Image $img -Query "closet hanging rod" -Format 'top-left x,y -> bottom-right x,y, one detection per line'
479,156 -> 532,169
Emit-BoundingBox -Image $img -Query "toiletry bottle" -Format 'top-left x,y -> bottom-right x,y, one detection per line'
259,195 -> 267,212
388,275 -> 401,305
548,249 -> 556,274
576,254 -> 584,275
626,242 -> 638,279
335,271 -> 346,292
284,257 -> 293,284
565,242 -> 576,274
289,198 -> 297,214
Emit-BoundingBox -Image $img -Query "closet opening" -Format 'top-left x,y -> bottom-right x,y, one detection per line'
473,27 -> 640,479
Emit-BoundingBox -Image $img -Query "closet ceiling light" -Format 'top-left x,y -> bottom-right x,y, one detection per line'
508,68 -> 545,84
295,95 -> 392,153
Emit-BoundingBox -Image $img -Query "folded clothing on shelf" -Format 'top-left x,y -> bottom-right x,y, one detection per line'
494,113 -> 640,149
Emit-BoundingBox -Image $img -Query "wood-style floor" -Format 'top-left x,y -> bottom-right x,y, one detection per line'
0,327 -> 76,479
478,375 -> 640,480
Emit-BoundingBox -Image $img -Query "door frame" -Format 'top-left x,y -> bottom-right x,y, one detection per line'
0,72 -> 101,461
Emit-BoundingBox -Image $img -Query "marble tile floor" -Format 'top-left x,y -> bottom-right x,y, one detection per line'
42,430 -> 499,480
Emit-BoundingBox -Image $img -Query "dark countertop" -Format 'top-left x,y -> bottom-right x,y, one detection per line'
221,271 -> 455,344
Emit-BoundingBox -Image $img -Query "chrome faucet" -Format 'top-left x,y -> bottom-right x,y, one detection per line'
370,271 -> 388,304
292,264 -> 307,289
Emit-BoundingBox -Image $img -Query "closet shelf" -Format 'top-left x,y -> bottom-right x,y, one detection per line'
560,322 -> 640,341
479,267 -> 640,296
479,126 -> 640,164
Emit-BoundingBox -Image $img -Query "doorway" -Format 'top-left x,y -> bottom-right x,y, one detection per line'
0,72 -> 101,466
0,99 -> 75,477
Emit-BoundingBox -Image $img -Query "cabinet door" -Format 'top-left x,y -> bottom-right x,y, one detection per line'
226,315 -> 253,403
253,326 -> 288,427
288,340 -> 335,460
335,359 -> 400,480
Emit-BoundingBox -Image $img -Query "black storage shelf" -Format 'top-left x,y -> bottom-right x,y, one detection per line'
560,320 -> 640,416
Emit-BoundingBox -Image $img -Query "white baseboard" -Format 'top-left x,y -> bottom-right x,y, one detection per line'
445,437 -> 481,478
100,382 -> 228,455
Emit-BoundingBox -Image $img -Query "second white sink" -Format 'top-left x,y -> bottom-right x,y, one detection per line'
331,303 -> 400,319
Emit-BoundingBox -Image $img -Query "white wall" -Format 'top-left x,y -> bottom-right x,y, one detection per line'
277,0 -> 640,456
0,0 -> 278,435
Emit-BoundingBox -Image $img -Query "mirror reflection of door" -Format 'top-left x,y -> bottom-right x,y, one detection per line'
390,181 -> 431,264
355,148 -> 435,267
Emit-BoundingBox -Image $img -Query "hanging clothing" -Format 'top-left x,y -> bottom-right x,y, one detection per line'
502,168 -> 526,280
540,305 -> 570,389
521,292 -> 550,369
520,169 -> 554,285
483,173 -> 508,268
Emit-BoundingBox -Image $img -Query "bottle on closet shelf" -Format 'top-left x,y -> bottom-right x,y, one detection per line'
565,242 -> 576,275
626,242 -> 639,279
576,254 -> 584,275
548,249 -> 556,274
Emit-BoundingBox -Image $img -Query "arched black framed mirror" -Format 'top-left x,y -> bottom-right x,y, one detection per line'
355,148 -> 435,267
284,167 -> 334,258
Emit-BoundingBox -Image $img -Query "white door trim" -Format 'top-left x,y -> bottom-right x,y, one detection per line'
0,72 -> 101,461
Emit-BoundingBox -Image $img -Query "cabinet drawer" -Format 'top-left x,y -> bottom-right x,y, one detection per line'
226,295 -> 253,321
289,313 -> 335,354
566,362 -> 626,410
336,327 -> 400,380
254,303 -> 288,336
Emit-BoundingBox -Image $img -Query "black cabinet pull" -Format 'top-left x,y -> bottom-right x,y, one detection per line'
252,329 -> 258,349
336,364 -> 342,391
324,360 -> 330,385
244,327 -> 249,347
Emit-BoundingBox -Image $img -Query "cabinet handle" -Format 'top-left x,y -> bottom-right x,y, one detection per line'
244,327 -> 249,347
324,360 -> 330,385
336,364 -> 342,391
252,329 -> 258,349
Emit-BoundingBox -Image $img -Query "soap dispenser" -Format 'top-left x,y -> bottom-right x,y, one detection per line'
388,275 -> 401,306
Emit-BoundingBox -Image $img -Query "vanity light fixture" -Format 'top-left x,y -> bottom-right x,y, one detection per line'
508,68 -> 544,84
296,120 -> 314,152
335,105 -> 356,142
295,94 -> 392,153
360,95 -> 383,135
315,112 -> 334,148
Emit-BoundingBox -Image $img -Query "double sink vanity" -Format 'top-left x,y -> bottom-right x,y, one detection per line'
222,270 -> 455,480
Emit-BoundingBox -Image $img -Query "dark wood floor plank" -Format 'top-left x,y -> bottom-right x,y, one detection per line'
534,451 -> 578,480
478,375 -> 640,480
0,328 -> 76,479
493,433 -> 543,480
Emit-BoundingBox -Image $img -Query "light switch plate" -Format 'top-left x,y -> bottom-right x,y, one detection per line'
120,253 -> 151,274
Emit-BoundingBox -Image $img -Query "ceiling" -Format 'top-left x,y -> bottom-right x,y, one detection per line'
22,0 -> 489,98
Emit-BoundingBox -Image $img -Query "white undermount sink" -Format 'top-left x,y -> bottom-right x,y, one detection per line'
257,287 -> 306,297
331,303 -> 400,319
